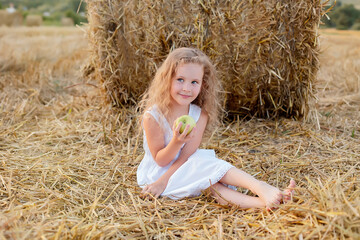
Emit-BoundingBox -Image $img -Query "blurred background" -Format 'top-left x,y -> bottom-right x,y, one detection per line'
324,0 -> 360,30
0,0 -> 87,26
0,0 -> 360,29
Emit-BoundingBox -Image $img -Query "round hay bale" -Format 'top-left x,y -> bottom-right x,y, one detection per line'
0,10 -> 9,26
26,15 -> 42,27
85,0 -> 325,119
11,11 -> 23,26
0,10 -> 23,27
61,17 -> 74,26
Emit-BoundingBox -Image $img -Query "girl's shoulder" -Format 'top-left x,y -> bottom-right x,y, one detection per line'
199,108 -> 208,122
190,104 -> 208,123
144,105 -> 160,120
143,105 -> 168,128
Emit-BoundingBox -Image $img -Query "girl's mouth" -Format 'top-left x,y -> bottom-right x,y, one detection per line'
179,94 -> 191,98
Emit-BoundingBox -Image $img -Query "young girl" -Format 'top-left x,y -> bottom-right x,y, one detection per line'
137,47 -> 295,209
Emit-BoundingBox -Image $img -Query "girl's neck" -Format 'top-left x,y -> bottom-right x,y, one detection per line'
167,102 -> 190,124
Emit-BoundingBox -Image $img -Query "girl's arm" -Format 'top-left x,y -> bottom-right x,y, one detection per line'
143,113 -> 196,167
141,110 -> 208,197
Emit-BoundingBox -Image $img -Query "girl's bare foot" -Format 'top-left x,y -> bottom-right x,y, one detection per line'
255,181 -> 283,209
283,179 -> 296,203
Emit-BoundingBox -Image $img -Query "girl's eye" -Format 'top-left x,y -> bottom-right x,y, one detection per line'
177,78 -> 184,82
191,81 -> 198,84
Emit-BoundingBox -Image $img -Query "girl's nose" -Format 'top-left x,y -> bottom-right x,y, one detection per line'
183,82 -> 191,91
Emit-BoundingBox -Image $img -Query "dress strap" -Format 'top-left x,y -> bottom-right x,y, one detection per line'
189,104 -> 201,122
144,105 -> 171,131
144,105 -> 161,124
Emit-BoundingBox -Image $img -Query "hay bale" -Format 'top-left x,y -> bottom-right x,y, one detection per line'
0,10 -> 23,27
85,0 -> 325,118
0,10 -> 10,26
26,15 -> 42,27
61,17 -> 74,26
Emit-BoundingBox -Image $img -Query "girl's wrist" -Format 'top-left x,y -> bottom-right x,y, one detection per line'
170,137 -> 185,147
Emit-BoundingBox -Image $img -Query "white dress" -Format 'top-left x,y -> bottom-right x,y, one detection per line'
137,104 -> 235,199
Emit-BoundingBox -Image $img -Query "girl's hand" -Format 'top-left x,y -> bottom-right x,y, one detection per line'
172,122 -> 196,144
141,180 -> 167,198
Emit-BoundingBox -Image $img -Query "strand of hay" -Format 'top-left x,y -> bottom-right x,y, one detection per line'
26,15 -> 42,27
0,10 -> 23,27
61,17 -> 74,27
85,0 -> 326,119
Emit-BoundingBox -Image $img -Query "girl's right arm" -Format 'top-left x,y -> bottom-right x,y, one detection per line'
143,113 -> 193,167
141,110 -> 207,198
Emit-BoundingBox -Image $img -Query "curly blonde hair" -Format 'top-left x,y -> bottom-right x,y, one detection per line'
139,47 -> 223,131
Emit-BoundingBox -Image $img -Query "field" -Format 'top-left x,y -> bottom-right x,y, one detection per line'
0,26 -> 359,239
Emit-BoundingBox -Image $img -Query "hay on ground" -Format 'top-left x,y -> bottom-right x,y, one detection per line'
85,0 -> 326,119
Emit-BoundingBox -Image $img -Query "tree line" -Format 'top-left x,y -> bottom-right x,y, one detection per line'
323,1 -> 360,30
0,0 -> 87,25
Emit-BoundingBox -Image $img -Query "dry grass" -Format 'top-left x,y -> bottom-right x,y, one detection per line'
0,26 -> 359,239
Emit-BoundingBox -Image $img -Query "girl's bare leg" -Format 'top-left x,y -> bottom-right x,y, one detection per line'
219,168 -> 294,208
210,183 -> 265,208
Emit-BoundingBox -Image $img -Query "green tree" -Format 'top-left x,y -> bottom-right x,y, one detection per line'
352,18 -> 360,30
324,3 -> 360,29
336,12 -> 353,29
70,0 -> 86,13
65,9 -> 87,25
323,1 -> 341,27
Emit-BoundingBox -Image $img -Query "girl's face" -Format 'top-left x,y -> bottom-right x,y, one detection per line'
170,63 -> 203,107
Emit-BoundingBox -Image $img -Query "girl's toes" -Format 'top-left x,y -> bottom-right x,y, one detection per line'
282,179 -> 296,203
283,192 -> 291,202
283,189 -> 294,202
289,179 -> 296,188
286,179 -> 296,193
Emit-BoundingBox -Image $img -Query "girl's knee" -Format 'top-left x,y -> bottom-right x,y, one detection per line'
209,183 -> 222,193
210,183 -> 228,205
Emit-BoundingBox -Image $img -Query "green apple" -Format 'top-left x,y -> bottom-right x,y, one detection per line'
175,115 -> 196,135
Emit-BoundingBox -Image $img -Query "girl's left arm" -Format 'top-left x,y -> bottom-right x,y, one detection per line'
141,110 -> 209,197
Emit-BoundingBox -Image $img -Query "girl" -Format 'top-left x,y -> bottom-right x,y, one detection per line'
137,47 -> 295,209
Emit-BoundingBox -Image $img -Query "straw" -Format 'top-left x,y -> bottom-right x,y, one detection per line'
0,26 -> 359,239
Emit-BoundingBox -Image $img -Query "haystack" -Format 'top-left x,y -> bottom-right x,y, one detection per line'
85,0 -> 326,118
0,10 -> 23,27
26,15 -> 42,27
61,17 -> 74,26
